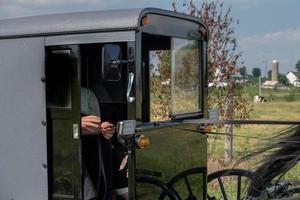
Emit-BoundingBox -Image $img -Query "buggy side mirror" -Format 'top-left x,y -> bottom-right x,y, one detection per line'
102,44 -> 123,81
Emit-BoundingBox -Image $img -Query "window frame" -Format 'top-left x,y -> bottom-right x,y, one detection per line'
141,33 -> 205,122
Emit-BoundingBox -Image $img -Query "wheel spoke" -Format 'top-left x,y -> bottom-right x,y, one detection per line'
217,177 -> 228,200
171,187 -> 181,200
184,176 -> 197,199
184,176 -> 193,194
207,195 -> 217,200
237,175 -> 242,200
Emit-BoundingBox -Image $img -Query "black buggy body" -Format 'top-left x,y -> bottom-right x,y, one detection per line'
0,8 -> 208,199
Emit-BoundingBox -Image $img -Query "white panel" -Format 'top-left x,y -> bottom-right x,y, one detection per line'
0,37 -> 48,199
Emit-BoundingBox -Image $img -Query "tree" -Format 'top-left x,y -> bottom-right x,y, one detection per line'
267,70 -> 272,80
173,0 -> 253,163
278,73 -> 288,85
239,66 -> 247,78
296,60 -> 300,72
252,68 -> 261,77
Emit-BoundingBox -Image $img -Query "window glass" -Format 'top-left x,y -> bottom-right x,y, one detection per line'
171,38 -> 200,115
46,50 -> 74,109
149,38 -> 200,121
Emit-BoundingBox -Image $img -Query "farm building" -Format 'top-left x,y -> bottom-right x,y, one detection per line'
286,71 -> 300,87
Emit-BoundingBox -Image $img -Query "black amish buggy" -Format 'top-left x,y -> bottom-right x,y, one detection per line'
0,8 -> 209,199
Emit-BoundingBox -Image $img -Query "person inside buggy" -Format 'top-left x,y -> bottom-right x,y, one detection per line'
80,45 -> 129,200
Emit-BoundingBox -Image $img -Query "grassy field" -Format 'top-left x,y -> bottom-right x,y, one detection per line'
207,86 -> 300,199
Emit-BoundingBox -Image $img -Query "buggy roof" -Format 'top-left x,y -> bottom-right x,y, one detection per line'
0,8 -> 205,39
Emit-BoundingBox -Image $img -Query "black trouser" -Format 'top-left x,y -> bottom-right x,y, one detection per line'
82,136 -> 127,200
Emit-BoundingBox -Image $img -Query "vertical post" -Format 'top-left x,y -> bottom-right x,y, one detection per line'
224,124 -> 233,164
128,136 -> 136,200
224,94 -> 234,164
259,76 -> 261,96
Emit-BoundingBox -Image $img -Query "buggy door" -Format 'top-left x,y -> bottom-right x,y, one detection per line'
46,45 -> 82,199
134,13 -> 208,199
136,34 -> 207,200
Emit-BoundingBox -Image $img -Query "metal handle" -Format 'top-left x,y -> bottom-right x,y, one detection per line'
127,72 -> 135,103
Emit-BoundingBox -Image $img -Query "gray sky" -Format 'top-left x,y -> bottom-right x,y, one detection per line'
0,0 -> 299,75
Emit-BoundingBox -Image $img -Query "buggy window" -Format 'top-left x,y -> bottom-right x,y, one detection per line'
171,38 -> 200,115
46,49 -> 74,108
147,36 -> 201,121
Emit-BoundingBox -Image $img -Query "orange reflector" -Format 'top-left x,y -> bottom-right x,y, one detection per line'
204,124 -> 213,132
199,123 -> 213,132
141,16 -> 151,26
136,135 -> 150,149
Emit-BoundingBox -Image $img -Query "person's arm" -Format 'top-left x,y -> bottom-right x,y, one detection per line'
81,88 -> 114,139
81,115 -> 101,135
81,116 -> 115,139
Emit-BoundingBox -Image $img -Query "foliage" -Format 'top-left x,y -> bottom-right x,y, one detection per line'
173,0 -> 253,121
150,51 -> 171,121
239,66 -> 247,78
296,60 -> 300,72
149,39 -> 201,121
267,69 -> 272,80
252,67 -> 261,77
278,73 -> 288,85
172,40 -> 200,114
171,0 -> 254,163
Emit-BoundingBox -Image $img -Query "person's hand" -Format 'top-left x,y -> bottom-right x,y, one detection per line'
100,121 -> 115,140
81,115 -> 101,135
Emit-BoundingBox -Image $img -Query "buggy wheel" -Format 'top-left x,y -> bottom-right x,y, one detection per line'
207,169 -> 253,200
136,174 -> 177,200
159,167 -> 207,200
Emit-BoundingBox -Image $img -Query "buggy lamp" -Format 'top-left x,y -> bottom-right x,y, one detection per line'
198,123 -> 213,132
141,16 -> 151,26
135,135 -> 150,149
117,120 -> 136,136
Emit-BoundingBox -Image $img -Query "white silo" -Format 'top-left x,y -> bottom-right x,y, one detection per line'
272,60 -> 279,81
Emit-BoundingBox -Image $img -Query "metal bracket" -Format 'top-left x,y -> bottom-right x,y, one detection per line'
73,124 -> 79,139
